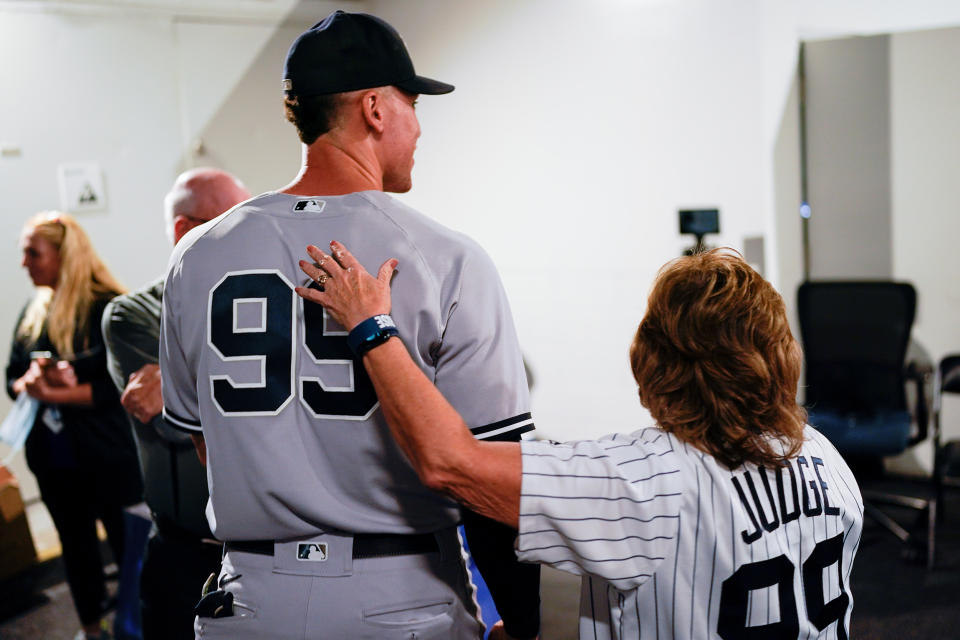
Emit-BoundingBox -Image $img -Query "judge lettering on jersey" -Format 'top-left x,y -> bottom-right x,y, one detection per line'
297,244 -> 865,640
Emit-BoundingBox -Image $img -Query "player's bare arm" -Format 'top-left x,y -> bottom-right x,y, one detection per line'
296,241 -> 523,528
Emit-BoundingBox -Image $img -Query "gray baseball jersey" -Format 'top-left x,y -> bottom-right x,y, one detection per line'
160,191 -> 534,541
517,425 -> 863,640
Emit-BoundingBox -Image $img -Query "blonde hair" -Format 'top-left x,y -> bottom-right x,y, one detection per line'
17,212 -> 126,358
630,249 -> 806,469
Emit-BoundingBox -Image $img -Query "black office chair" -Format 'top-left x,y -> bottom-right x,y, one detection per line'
798,281 -> 935,567
934,355 -> 960,515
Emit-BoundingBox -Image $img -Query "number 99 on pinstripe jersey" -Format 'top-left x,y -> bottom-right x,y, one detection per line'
718,532 -> 849,639
207,271 -> 378,419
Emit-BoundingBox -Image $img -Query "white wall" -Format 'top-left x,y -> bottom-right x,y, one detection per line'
799,0 -> 960,39
1,8 -> 181,499
0,0 -> 323,500
890,27 -> 960,451
370,0 -> 770,442
806,35 -> 892,279
772,75 -> 802,333
771,1 -> 960,325
371,0 -> 960,443
3,0 -> 960,499
185,21 -> 312,195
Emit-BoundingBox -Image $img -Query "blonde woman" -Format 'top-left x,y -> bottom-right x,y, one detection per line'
5,212 -> 143,640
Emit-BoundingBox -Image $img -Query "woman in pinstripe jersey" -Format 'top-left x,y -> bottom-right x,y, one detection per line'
299,243 -> 863,640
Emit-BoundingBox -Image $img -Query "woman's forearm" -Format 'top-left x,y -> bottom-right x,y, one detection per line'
363,338 -> 522,527
45,382 -> 94,407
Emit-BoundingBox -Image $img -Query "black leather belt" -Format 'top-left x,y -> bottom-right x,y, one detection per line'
226,531 -> 439,559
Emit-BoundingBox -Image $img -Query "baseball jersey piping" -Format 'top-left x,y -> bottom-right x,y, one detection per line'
162,407 -> 202,432
471,413 -> 535,439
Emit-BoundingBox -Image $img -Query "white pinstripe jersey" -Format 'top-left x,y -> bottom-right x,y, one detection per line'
517,425 -> 863,640
160,190 -> 534,540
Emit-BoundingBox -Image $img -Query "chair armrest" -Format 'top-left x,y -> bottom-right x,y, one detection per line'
906,360 -> 932,446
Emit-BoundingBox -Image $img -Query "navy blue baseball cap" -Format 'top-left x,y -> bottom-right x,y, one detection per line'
283,11 -> 454,97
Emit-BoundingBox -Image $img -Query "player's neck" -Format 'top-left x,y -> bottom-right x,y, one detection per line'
280,140 -> 384,196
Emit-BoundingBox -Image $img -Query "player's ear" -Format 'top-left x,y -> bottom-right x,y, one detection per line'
361,89 -> 387,134
172,215 -> 195,244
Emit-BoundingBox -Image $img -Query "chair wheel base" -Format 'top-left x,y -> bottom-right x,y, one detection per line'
900,541 -> 927,565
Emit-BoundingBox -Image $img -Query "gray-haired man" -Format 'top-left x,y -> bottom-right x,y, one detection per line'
102,167 -> 250,640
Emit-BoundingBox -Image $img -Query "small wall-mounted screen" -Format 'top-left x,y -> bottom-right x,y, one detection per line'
679,209 -> 719,236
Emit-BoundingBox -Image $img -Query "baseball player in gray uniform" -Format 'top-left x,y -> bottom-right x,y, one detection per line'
297,245 -> 865,640
159,10 -> 538,640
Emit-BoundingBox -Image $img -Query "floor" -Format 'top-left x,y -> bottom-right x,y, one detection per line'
2,499 -> 581,640
0,500 -> 118,640
3,482 -> 960,639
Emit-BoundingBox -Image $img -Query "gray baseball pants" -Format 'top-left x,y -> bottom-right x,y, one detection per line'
194,527 -> 483,639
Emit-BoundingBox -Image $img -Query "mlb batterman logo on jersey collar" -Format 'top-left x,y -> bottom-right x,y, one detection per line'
294,199 -> 326,213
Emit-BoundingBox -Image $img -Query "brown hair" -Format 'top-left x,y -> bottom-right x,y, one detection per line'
630,248 -> 805,469
284,93 -> 346,144
18,212 -> 126,358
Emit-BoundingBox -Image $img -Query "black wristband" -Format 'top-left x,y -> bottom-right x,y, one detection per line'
347,314 -> 399,356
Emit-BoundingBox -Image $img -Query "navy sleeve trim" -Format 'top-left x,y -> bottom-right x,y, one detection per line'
162,407 -> 202,433
471,412 -> 535,441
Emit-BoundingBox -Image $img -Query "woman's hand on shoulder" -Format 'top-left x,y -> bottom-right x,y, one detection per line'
295,240 -> 397,331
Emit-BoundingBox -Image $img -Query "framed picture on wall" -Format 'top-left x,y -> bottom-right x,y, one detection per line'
57,163 -> 106,213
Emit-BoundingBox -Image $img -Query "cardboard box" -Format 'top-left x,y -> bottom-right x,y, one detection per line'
0,465 -> 25,523
0,465 -> 36,581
